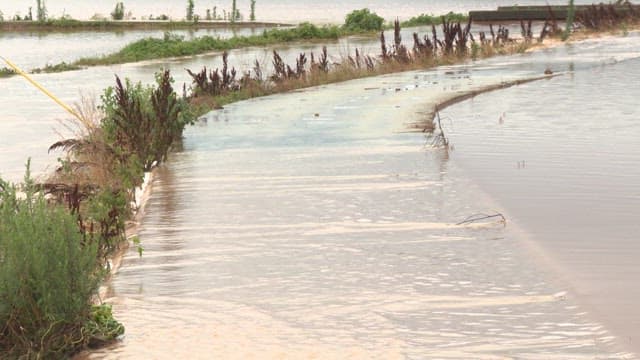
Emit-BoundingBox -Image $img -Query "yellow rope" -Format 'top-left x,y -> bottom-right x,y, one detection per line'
1,56 -> 82,121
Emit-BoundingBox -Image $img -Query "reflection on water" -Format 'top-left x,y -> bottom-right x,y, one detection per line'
86,62 -> 635,358
442,53 -> 640,353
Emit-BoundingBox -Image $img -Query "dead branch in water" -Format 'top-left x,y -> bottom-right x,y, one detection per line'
429,109 -> 449,147
457,213 -> 507,226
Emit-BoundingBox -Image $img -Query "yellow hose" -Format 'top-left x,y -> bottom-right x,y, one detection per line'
1,56 -> 82,121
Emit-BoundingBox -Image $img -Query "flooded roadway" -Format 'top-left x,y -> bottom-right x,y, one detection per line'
2,22 -> 640,359
87,34 -> 640,358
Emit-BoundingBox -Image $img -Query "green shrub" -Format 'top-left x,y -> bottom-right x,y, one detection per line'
343,8 -> 384,32
0,165 -> 119,358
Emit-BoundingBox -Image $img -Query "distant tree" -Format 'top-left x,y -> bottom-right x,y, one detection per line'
186,0 -> 195,21
213,6 -> 217,19
36,0 -> 47,21
27,7 -> 33,21
111,2 -> 125,20
0,10 -> 4,21
250,0 -> 256,21
206,9 -> 211,20
343,8 -> 384,32
231,0 -> 236,22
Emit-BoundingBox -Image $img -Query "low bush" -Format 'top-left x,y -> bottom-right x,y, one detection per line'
0,164 -> 122,358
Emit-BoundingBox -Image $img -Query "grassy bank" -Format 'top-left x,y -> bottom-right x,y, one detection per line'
74,22 -> 342,66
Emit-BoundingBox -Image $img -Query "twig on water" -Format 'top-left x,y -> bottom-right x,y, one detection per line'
456,213 -> 507,226
430,109 -> 449,147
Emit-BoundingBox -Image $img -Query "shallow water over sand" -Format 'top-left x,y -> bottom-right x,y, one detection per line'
85,34 -> 640,358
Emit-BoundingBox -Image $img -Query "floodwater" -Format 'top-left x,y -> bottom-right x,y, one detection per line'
0,27 -> 269,70
87,71 -> 628,359
0,24 -> 531,182
80,34 -> 640,358
1,12 -> 640,360
441,38 -> 640,353
0,0 -> 603,24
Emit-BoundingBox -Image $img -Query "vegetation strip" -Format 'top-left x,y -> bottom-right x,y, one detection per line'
0,19 -> 290,31
1,5 -> 639,358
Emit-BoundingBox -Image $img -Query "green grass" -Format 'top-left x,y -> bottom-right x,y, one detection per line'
74,23 -> 342,66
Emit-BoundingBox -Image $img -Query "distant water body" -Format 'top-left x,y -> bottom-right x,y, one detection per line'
1,0 -> 599,24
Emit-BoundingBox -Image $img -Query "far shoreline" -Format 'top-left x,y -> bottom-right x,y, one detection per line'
0,19 -> 292,33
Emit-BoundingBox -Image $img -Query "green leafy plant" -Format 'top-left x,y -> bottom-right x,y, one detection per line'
0,163 -> 119,358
